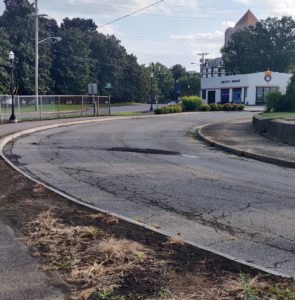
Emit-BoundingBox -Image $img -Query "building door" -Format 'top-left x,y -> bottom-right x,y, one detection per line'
221,89 -> 230,104
232,88 -> 242,103
208,91 -> 216,104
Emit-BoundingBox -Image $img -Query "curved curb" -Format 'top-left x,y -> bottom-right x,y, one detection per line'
0,118 -> 291,279
197,123 -> 295,169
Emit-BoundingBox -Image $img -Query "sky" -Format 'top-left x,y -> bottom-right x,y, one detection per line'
1,0 -> 295,71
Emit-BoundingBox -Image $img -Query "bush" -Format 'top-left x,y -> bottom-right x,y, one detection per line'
209,103 -> 219,111
181,96 -> 202,112
231,104 -> 240,111
223,103 -> 233,111
154,104 -> 183,115
266,91 -> 290,112
199,104 -> 211,111
237,104 -> 245,111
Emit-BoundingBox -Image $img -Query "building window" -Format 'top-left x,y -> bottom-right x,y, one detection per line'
218,68 -> 222,77
232,88 -> 242,103
256,87 -> 278,105
221,89 -> 230,104
202,89 -> 206,100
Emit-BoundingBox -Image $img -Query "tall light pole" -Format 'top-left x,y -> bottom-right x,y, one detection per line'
9,51 -> 17,123
150,71 -> 154,111
35,0 -> 39,111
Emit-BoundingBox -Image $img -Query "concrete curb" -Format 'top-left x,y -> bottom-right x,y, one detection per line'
0,118 -> 290,279
197,123 -> 295,169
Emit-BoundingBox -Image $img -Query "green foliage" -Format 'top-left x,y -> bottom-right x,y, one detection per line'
170,64 -> 186,81
91,291 -> 126,300
266,75 -> 295,112
223,103 -> 234,111
209,103 -> 219,111
199,104 -> 211,111
154,104 -> 183,115
148,62 -> 174,101
0,27 -> 11,94
181,96 -> 202,111
222,16 -> 295,74
266,91 -> 285,112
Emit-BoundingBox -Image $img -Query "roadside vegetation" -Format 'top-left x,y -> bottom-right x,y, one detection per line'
155,96 -> 245,115
265,74 -> 295,115
260,112 -> 295,119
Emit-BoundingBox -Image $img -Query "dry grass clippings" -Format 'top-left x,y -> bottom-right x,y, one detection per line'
26,211 -> 162,294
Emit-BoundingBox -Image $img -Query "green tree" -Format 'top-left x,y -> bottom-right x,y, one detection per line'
0,0 -> 35,94
222,16 -> 295,74
0,0 -> 55,94
178,72 -> 200,97
0,27 -> 11,94
171,64 -> 186,81
52,18 -> 94,94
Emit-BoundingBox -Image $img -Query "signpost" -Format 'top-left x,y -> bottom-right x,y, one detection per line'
88,83 -> 98,116
104,82 -> 112,115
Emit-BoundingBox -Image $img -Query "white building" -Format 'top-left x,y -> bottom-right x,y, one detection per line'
201,71 -> 292,106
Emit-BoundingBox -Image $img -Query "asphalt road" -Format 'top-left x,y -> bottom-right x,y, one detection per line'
6,111 -> 295,276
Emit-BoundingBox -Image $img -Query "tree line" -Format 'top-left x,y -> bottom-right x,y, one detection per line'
221,16 -> 295,75
0,0 -> 200,102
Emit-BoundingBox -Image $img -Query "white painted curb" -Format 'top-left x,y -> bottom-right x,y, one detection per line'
0,117 -> 291,279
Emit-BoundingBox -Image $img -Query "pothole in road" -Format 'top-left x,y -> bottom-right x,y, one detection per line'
108,147 -> 181,156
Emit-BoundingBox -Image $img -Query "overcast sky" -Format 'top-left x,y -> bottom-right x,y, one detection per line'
1,0 -> 295,71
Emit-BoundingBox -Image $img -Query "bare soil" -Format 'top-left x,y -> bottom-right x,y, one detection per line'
0,158 -> 294,300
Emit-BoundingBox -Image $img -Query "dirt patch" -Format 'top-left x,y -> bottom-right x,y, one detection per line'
0,158 -> 294,300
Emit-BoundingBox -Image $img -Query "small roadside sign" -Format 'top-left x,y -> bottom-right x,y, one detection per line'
105,82 -> 112,89
88,83 -> 98,95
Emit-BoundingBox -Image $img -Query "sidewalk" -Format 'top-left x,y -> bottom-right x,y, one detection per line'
198,118 -> 295,168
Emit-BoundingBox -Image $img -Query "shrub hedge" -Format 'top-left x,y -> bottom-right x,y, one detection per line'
181,96 -> 202,111
154,102 -> 244,115
154,104 -> 183,114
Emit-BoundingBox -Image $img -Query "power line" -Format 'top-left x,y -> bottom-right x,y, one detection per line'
97,0 -> 164,29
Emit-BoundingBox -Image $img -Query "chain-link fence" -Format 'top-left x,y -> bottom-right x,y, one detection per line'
0,95 -> 113,121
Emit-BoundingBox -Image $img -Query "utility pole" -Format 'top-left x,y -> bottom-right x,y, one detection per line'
35,0 -> 39,111
198,53 -> 209,77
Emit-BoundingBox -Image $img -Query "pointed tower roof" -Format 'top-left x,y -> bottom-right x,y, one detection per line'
235,9 -> 258,28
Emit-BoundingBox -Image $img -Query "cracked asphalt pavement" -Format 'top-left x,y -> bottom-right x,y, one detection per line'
5,112 -> 295,277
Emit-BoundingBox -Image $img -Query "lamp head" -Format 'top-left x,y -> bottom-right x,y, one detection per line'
9,51 -> 15,61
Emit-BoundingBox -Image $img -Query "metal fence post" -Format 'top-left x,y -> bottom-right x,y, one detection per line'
40,96 -> 42,120
81,96 -> 84,117
58,96 -> 60,119
0,96 -> 2,122
17,96 -> 21,121
97,96 -> 99,117
108,95 -> 111,115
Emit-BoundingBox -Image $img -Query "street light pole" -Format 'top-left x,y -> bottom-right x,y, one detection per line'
9,51 -> 17,123
35,0 -> 39,112
150,71 -> 154,111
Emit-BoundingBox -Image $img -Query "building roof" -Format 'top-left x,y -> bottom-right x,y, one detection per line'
205,57 -> 223,68
235,9 -> 258,28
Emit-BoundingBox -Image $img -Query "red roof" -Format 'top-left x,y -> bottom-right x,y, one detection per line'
235,10 -> 258,28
